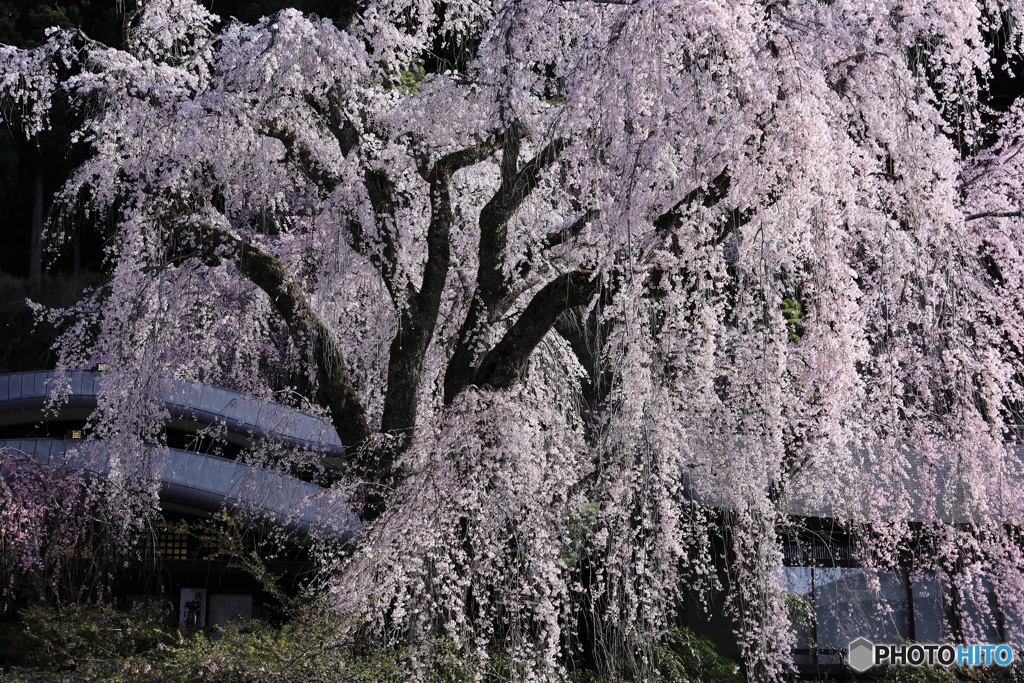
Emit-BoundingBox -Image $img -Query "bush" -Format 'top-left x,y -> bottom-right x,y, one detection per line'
0,600 -> 518,682
0,601 -> 744,683
655,628 -> 744,683
1,600 -> 177,671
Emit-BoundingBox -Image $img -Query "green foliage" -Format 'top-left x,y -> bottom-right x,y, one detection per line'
569,628 -> 742,683
780,297 -> 804,342
563,501 -> 600,567
397,59 -> 427,93
0,0 -> 79,48
0,601 -> 744,683
784,592 -> 814,631
0,601 -> 409,683
886,665 -> 961,683
3,601 -> 176,670
654,628 -> 744,683
374,57 -> 429,93
0,602 -> 571,682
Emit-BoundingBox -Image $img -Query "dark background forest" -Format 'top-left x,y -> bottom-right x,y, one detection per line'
0,1 -> 362,373
0,0 -> 360,277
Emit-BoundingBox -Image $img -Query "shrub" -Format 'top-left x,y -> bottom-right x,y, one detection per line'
655,628 -> 744,683
0,601 -> 745,682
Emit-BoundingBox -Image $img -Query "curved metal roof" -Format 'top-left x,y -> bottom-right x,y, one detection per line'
0,371 -> 344,458
1,438 -> 359,540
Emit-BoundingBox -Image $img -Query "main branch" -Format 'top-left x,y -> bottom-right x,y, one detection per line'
189,220 -> 372,454
379,139 -> 504,445
445,135 -> 568,402
473,269 -> 598,390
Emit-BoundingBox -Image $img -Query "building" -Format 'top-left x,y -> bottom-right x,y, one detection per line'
0,370 -> 358,627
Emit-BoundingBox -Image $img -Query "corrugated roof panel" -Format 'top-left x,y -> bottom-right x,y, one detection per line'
0,372 -> 345,458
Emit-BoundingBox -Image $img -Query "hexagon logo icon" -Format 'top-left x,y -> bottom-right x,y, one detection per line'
848,637 -> 875,672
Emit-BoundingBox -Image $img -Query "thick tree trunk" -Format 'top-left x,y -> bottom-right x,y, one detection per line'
233,243 -> 372,454
378,141 -> 503,445
189,221 -> 372,456
378,167 -> 456,440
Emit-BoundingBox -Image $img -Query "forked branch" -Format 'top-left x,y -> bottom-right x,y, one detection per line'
379,137 -> 505,440
473,269 -> 598,390
478,137 -> 569,311
445,135 -> 569,402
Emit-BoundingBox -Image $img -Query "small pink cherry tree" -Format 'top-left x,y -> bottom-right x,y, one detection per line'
0,449 -> 105,604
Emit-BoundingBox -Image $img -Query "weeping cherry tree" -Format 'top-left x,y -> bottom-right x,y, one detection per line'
5,0 -> 1024,679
